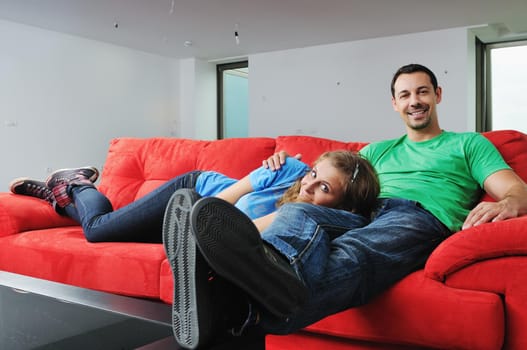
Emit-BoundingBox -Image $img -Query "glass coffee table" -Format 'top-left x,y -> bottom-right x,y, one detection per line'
0,271 -> 177,349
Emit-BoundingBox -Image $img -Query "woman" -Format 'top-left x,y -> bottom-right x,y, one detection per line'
9,150 -> 379,243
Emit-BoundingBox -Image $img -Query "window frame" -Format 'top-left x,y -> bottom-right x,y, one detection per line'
216,60 -> 249,139
476,39 -> 527,132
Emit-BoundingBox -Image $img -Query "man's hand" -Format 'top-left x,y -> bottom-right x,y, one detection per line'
462,200 -> 518,230
462,169 -> 527,230
262,151 -> 301,170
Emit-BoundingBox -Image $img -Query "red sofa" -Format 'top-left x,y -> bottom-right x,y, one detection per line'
1,130 -> 526,349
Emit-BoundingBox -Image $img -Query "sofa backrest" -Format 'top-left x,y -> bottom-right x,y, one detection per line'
97,130 -> 527,210
275,135 -> 368,165
481,129 -> 527,202
97,135 -> 367,210
98,137 -> 275,209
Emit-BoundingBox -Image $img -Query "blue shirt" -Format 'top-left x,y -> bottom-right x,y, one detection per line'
194,158 -> 309,219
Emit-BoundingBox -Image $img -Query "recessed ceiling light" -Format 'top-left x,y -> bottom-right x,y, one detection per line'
184,40 -> 193,47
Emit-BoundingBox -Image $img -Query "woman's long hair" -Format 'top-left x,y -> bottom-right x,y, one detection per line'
277,151 -> 380,217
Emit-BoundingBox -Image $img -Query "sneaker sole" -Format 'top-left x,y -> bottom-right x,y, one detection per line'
162,189 -> 212,350
191,197 -> 307,318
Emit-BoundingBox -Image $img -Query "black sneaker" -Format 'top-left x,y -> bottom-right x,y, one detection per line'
45,166 -> 99,189
163,189 -> 257,349
163,188 -> 213,349
9,178 -> 54,205
46,166 -> 99,208
190,196 -> 308,319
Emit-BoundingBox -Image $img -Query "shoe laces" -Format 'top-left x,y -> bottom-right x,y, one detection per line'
25,183 -> 54,204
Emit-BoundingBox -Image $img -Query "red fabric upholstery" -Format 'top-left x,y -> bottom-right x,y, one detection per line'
1,130 -> 526,350
266,331 -> 427,350
98,137 -> 276,208
0,193 -> 77,237
0,227 -> 165,297
196,137 -> 276,178
442,257 -> 527,350
425,216 -> 527,281
98,137 -> 207,209
480,130 -> 527,202
302,271 -> 503,350
275,135 -> 367,166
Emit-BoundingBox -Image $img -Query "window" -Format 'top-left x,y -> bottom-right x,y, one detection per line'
478,41 -> 527,133
217,61 -> 249,139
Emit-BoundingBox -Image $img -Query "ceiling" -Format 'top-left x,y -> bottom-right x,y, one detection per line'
0,0 -> 526,61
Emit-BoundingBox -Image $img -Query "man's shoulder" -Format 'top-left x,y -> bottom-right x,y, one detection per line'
442,131 -> 489,146
360,136 -> 406,161
363,135 -> 406,150
442,130 -> 482,139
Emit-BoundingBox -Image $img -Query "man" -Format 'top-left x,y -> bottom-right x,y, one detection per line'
167,63 -> 527,349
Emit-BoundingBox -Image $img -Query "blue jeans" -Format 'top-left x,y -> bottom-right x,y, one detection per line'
259,198 -> 451,334
64,171 -> 201,242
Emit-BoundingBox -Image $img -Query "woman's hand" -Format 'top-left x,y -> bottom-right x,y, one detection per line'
263,151 -> 302,170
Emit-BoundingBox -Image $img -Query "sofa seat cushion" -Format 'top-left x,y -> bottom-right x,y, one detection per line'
301,271 -> 503,350
0,227 -> 165,298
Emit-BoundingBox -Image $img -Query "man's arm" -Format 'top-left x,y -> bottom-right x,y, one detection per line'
462,169 -> 527,229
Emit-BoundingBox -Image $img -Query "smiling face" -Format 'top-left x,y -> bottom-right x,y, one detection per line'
297,158 -> 346,208
391,71 -> 443,139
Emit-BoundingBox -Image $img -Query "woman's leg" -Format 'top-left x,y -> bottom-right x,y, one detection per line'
69,171 -> 201,243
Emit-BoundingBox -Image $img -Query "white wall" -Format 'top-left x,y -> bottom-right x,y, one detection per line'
248,27 -> 473,142
0,20 -> 479,191
178,59 -> 197,137
177,58 -> 216,140
194,59 -> 217,140
0,19 -> 179,190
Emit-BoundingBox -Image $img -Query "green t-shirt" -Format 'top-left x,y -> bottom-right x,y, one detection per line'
359,131 -> 510,232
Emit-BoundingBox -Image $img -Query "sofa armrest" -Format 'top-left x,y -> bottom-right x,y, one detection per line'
424,215 -> 527,282
0,193 -> 77,237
